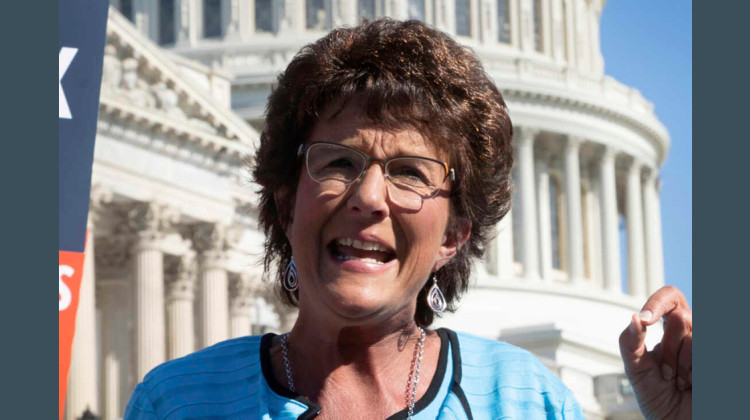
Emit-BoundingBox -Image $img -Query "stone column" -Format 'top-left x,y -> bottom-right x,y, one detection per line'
574,0 -> 589,71
202,256 -> 228,346
128,202 -> 178,380
626,159 -> 648,297
582,165 -> 603,286
193,223 -> 237,348
433,0 -> 452,32
563,0 -> 576,65
517,128 -> 540,280
479,0 -> 494,44
535,150 -> 553,281
238,0 -> 254,39
230,273 -> 256,338
330,0 -> 356,27
384,0 -> 406,19
99,278 -> 131,420
589,2 -> 604,75
166,252 -> 197,359
551,0 -> 564,62
643,169 -> 665,295
599,147 -> 621,292
520,0 -> 535,52
541,0 -> 552,54
176,0 -> 199,45
564,136 -> 585,285
95,232 -> 133,420
496,210 -> 516,281
289,0 -> 305,33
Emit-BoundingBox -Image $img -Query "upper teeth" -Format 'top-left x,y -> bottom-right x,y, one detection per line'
337,238 -> 390,252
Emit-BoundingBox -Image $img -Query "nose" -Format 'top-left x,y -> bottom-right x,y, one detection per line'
346,162 -> 390,219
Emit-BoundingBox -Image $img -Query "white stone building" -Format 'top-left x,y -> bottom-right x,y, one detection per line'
65,2 -> 668,420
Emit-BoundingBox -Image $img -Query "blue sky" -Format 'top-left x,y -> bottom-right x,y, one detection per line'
600,1 -> 692,306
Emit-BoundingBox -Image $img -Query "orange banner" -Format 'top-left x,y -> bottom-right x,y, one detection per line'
59,247 -> 86,420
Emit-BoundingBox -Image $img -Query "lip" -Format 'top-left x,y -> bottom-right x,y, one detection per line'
328,249 -> 398,273
327,232 -> 397,273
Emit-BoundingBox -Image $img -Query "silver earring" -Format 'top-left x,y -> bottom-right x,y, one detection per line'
426,273 -> 447,313
283,257 -> 298,292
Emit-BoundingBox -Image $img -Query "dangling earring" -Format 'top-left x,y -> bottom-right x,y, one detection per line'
283,257 -> 298,292
426,273 -> 447,313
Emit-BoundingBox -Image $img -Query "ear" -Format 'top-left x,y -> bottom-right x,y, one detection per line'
273,187 -> 295,241
434,217 -> 472,271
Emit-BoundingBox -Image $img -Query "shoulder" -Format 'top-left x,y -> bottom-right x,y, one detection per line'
447,329 -> 584,420
124,335 -> 266,419
144,335 -> 263,386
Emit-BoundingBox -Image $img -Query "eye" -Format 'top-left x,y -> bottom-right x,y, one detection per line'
325,157 -> 357,169
389,165 -> 430,185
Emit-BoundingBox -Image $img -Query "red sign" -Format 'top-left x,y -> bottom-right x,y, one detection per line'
59,245 -> 86,420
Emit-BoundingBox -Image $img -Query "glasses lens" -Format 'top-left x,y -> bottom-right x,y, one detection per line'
386,157 -> 447,208
306,143 -> 365,185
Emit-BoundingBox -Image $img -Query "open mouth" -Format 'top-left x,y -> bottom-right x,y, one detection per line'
328,238 -> 396,265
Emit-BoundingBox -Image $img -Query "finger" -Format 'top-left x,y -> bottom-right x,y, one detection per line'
638,286 -> 690,327
676,335 -> 693,391
659,308 -> 692,382
619,313 -> 656,375
650,342 -> 663,366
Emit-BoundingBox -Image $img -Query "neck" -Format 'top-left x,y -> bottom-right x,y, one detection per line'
290,312 -> 420,368
282,308 -> 426,404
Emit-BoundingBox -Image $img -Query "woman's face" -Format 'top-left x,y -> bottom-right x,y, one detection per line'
283,104 -> 465,327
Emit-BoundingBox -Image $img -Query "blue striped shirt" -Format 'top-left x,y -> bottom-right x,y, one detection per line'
125,329 -> 584,419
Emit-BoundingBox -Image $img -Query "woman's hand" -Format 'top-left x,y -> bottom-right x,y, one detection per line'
619,286 -> 692,420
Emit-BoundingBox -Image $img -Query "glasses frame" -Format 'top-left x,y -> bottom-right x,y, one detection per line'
297,141 -> 455,200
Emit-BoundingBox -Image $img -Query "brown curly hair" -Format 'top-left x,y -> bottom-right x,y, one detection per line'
252,19 -> 513,327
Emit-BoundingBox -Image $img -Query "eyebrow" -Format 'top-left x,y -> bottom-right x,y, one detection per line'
319,133 -> 441,158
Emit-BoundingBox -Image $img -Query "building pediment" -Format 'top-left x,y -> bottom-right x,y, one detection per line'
100,7 -> 258,160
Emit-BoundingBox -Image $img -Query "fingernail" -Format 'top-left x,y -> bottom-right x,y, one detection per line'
661,364 -> 675,380
639,310 -> 653,323
677,376 -> 686,391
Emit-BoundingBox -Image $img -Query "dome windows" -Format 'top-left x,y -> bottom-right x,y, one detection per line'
306,0 -> 326,30
455,0 -> 471,36
203,0 -> 222,38
408,0 -> 426,21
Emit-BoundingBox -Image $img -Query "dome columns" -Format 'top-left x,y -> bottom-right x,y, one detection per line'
626,159 -> 648,298
563,136 -> 585,285
599,146 -> 622,293
535,149 -> 553,281
506,129 -> 664,297
643,170 -> 665,295
516,127 -> 541,281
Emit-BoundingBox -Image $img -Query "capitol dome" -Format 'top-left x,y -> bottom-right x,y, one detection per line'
65,2 -> 668,420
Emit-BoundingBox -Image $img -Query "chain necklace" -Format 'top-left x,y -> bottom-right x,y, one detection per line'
280,327 -> 427,419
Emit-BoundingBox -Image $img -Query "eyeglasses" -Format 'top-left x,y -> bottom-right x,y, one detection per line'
298,142 -> 455,210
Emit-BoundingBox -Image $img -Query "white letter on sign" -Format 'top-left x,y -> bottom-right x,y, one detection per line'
59,47 -> 78,119
59,265 -> 74,311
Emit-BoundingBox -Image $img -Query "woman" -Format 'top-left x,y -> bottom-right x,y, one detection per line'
125,19 -> 691,420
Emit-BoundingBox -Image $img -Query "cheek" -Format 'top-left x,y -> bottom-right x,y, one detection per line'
400,205 -> 450,255
289,182 -> 341,247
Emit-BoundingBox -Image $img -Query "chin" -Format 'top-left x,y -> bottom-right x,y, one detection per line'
324,286 -> 396,323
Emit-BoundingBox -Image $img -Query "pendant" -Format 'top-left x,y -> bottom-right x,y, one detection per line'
427,282 -> 447,313
283,257 -> 299,291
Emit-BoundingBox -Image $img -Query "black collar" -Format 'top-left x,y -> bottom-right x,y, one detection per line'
259,328 -> 452,419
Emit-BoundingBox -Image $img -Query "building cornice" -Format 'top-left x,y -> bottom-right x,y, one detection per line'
106,7 -> 258,151
99,95 -> 250,162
